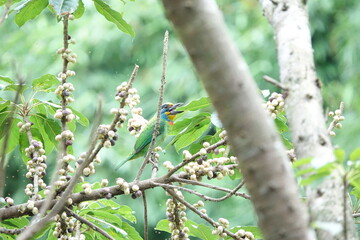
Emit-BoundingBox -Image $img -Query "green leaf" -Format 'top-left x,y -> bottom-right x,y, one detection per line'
156,219 -> 217,240
49,0 -> 78,15
293,157 -> 312,168
15,0 -> 49,27
275,116 -> 288,133
73,0 -> 85,18
30,114 -> 55,153
186,221 -> 217,240
0,118 -> 20,154
43,118 -> 61,146
117,205 -> 136,223
350,148 -> 360,161
31,74 -> 60,92
68,106 -> 89,127
33,99 -> 48,116
334,148 -> 345,162
3,84 -> 26,93
0,75 -> 14,84
93,0 -> 134,37
174,118 -> 211,151
280,134 -> 293,149
168,118 -> 192,136
120,222 -> 142,240
177,97 -> 211,111
86,209 -> 123,227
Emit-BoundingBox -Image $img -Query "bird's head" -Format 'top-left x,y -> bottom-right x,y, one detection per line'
161,103 -> 183,125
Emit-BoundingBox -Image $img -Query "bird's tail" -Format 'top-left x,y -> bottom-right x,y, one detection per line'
115,157 -> 131,171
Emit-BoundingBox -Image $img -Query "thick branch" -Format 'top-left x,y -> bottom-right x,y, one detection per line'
162,1 -> 312,240
259,0 -> 357,239
0,164 -> 241,220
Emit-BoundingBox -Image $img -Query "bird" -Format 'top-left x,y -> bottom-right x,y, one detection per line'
116,102 -> 183,169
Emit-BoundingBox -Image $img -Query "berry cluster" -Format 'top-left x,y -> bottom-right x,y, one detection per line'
56,47 -> 78,64
55,82 -> 75,104
264,92 -> 284,119
23,139 -> 48,198
17,121 -> 33,133
97,124 -> 118,148
55,130 -> 75,146
211,218 -> 230,238
116,178 -> 131,195
114,82 -> 140,108
128,107 -> 148,138
54,108 -> 76,122
166,190 -> 189,240
181,143 -> 236,182
52,212 -> 79,239
328,107 -> 345,136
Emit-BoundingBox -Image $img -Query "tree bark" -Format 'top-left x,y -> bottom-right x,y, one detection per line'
162,1 -> 313,240
258,0 -> 357,239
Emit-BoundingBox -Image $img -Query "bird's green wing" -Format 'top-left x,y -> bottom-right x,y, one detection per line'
129,118 -> 166,160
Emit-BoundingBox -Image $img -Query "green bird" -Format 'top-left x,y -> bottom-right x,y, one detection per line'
116,103 -> 183,169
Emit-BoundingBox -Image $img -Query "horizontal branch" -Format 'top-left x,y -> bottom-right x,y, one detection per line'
0,163 -> 243,220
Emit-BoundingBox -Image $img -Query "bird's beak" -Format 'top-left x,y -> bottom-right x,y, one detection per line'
169,103 -> 183,115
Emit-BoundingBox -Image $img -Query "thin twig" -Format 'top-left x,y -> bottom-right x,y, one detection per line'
64,207 -> 115,240
0,163 -> 244,221
154,180 -> 247,202
263,75 -> 286,90
353,213 -> 360,218
135,31 -> 169,181
0,226 -> 24,235
142,191 -> 148,240
165,188 -> 238,239
172,176 -> 250,199
0,0 -> 11,26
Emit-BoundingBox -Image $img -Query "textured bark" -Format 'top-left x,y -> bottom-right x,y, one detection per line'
162,1 -> 313,240
258,0 -> 357,239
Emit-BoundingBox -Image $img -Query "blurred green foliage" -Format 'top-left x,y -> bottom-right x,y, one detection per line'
1,0 -> 360,239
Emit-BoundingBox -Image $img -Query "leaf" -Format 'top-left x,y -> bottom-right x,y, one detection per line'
334,148 -> 345,163
187,221 -> 217,240
174,119 -> 211,151
15,0 -> 49,27
87,215 -> 128,236
43,118 -> 61,146
33,99 -> 48,116
156,219 -> 217,240
0,75 -> 14,84
293,157 -> 312,168
116,205 -> 136,223
93,0 -> 134,37
31,74 -> 60,92
350,148 -> 360,161
68,106 -> 89,127
275,116 -> 288,133
120,222 -> 142,240
49,0 -> 78,15
73,0 -> 85,18
30,114 -> 55,153
168,118 -> 192,136
177,97 -> 211,111
3,84 -> 27,93
86,209 -> 123,227
0,118 -> 20,154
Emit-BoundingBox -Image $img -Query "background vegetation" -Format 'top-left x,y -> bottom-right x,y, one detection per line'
1,0 -> 359,239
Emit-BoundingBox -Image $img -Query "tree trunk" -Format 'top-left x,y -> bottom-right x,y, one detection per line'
162,1 -> 313,240
258,0 -> 357,239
